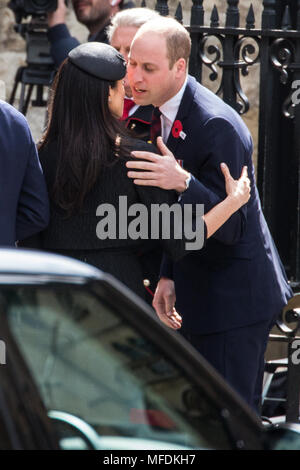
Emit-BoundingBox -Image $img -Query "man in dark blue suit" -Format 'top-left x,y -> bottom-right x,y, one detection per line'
126,17 -> 293,412
0,101 -> 49,245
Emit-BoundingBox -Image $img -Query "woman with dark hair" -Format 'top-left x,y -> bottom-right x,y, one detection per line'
31,42 -> 250,305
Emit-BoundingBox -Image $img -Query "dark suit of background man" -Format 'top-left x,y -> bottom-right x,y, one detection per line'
126,17 -> 293,413
47,0 -> 134,68
0,101 -> 49,245
107,7 -> 160,142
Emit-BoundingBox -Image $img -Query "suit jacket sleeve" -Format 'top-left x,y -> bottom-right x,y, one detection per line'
179,117 -> 249,245
128,141 -> 207,262
159,254 -> 174,280
48,24 -> 80,68
16,133 -> 49,241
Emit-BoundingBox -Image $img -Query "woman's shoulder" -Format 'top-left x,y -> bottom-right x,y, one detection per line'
38,140 -> 58,164
123,136 -> 158,158
37,141 -> 60,185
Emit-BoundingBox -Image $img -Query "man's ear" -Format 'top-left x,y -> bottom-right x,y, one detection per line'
175,58 -> 187,77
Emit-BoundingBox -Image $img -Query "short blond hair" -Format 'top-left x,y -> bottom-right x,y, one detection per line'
136,17 -> 191,69
106,7 -> 160,42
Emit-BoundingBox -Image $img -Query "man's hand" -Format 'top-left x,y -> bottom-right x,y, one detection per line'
47,0 -> 67,28
126,137 -> 190,193
152,277 -> 182,330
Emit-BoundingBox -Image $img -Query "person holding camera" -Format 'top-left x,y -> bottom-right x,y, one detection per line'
47,0 -> 135,67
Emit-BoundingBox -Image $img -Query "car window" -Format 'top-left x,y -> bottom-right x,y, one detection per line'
4,285 -> 232,450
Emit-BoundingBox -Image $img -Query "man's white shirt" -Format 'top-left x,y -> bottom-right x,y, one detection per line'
159,76 -> 188,143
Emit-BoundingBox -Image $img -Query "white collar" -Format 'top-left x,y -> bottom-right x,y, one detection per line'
159,76 -> 188,124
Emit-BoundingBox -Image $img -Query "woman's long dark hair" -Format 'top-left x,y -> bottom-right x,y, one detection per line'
39,58 -> 130,214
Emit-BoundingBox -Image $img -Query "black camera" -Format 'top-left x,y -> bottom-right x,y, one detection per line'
8,0 -> 59,114
9,0 -> 58,21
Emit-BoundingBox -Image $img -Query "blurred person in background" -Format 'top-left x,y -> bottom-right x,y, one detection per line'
108,7 -> 159,141
47,0 -> 135,67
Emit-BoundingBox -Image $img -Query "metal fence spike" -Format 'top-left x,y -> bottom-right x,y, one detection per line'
175,2 -> 183,24
282,5 -> 292,30
246,4 -> 255,29
210,5 -> 219,28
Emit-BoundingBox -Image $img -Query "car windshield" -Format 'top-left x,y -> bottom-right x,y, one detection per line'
3,284 -> 232,450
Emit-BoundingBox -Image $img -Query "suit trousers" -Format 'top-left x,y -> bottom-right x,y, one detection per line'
180,316 -> 277,413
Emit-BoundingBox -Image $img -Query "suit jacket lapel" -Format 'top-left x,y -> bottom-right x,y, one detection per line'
166,75 -> 197,156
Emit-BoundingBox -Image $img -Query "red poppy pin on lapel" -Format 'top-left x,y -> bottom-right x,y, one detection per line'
172,120 -> 186,140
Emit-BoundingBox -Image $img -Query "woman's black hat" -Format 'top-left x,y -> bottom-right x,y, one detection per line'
68,42 -> 127,81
